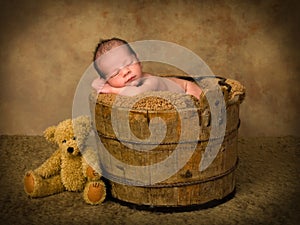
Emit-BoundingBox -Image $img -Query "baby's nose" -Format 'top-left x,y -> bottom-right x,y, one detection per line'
121,67 -> 130,76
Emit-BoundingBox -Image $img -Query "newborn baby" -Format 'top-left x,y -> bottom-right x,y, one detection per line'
92,38 -> 202,99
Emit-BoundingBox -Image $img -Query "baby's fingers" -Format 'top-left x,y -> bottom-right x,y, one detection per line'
100,84 -> 112,93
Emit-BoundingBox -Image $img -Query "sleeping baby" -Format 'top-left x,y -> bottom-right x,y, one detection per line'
91,37 -> 202,99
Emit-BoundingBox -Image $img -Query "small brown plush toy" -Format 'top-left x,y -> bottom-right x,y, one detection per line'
24,116 -> 106,205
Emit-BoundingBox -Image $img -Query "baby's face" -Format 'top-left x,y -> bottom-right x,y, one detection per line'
96,45 -> 143,88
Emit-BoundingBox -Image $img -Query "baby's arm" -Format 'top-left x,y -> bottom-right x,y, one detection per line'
101,76 -> 161,96
167,77 -> 202,99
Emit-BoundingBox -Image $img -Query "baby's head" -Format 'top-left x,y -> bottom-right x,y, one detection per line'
93,38 -> 142,87
93,38 -> 136,61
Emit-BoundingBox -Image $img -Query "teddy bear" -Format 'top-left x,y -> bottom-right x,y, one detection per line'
24,116 -> 106,205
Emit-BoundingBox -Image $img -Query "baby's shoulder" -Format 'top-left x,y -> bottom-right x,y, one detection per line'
139,74 -> 162,87
142,72 -> 154,78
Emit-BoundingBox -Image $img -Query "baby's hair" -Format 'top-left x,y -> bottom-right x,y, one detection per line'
93,37 -> 136,79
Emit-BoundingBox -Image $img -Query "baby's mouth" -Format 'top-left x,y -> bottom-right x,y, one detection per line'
126,75 -> 136,84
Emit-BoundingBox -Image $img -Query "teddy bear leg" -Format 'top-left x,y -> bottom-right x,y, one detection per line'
24,171 -> 65,197
83,180 -> 106,205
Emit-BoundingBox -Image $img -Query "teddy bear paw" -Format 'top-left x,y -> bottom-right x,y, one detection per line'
24,171 -> 35,194
84,181 -> 106,205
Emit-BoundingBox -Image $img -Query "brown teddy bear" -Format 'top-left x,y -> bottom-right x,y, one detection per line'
24,116 -> 106,205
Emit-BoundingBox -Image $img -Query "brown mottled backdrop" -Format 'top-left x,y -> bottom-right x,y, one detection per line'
0,0 -> 299,136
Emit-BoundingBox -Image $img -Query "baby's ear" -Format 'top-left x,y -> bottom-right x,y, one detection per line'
43,126 -> 57,143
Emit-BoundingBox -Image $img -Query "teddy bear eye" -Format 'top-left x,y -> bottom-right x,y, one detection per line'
62,140 -> 67,143
73,137 -> 76,140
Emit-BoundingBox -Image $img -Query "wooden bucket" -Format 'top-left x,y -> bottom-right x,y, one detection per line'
89,76 -> 245,207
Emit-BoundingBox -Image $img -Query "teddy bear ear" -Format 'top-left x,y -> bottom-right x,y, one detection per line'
43,125 -> 57,143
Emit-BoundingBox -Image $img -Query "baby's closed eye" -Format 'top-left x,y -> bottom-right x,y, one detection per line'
110,70 -> 120,78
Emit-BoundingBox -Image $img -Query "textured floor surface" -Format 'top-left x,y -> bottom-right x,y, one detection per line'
0,135 -> 299,225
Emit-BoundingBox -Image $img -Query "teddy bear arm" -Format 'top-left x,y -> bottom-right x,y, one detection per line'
81,147 -> 102,180
82,158 -> 101,181
34,149 -> 62,178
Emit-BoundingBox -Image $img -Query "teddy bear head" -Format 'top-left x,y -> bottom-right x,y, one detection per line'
43,116 -> 92,156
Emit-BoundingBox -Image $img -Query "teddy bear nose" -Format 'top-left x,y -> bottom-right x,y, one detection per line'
67,147 -> 74,154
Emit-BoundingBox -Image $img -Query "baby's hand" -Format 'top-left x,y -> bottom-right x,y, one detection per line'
101,84 -> 125,94
92,77 -> 106,93
100,83 -> 113,93
185,81 -> 202,100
